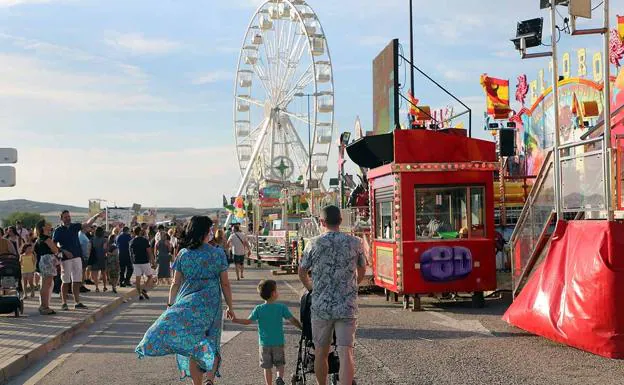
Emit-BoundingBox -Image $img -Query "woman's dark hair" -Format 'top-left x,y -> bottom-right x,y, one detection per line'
95,226 -> 105,238
8,226 -> 17,236
258,280 -> 277,301
181,216 -> 213,250
35,219 -> 46,237
20,243 -> 32,254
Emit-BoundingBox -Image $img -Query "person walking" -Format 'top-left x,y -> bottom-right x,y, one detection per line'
78,224 -> 93,291
106,231 -> 120,294
136,216 -> 235,385
15,220 -> 30,244
298,205 -> 367,385
155,225 -> 172,285
129,226 -> 154,300
34,219 -> 60,315
5,226 -> 22,256
53,210 -> 101,310
89,226 -> 108,292
227,224 -> 251,280
116,227 -> 133,287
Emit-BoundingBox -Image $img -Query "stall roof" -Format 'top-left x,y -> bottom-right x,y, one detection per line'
346,133 -> 393,169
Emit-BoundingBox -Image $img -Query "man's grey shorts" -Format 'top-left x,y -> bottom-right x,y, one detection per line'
259,345 -> 285,369
312,318 -> 357,348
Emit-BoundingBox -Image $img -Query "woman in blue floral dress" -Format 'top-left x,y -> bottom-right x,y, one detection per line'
136,216 -> 235,385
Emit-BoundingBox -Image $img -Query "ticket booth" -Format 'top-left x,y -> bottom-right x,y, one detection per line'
349,129 -> 498,309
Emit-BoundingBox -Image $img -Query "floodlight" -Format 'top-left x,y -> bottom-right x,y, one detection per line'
340,132 -> 351,145
329,178 -> 339,187
489,123 -> 501,129
540,0 -> 569,9
511,18 -> 544,50
507,122 -> 517,129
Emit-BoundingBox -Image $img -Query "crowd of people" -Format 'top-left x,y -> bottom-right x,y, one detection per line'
2,207 -> 366,385
0,211 -> 187,315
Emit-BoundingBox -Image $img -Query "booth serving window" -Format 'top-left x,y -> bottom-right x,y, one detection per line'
415,186 -> 486,239
374,187 -> 394,240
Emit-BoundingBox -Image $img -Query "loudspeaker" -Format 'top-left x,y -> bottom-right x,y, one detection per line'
499,129 -> 516,157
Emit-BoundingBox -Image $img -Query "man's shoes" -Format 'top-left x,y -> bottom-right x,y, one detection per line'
276,377 -> 285,385
141,290 -> 150,300
80,286 -> 90,293
139,295 -> 145,301
120,282 -> 126,287
61,303 -> 69,311
85,279 -> 94,285
74,303 -> 88,309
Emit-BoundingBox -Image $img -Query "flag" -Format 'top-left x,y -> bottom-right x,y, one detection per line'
618,15 -> 624,41
407,90 -> 419,117
480,74 -> 511,119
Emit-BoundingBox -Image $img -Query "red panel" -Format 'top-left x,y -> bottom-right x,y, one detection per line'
394,130 -> 497,164
503,221 -> 624,359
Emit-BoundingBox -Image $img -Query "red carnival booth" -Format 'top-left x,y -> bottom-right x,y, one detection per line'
350,129 -> 498,310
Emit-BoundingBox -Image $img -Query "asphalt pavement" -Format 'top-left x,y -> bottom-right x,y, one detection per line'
9,265 -> 624,385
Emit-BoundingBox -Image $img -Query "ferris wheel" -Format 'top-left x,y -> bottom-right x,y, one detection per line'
232,0 -> 335,199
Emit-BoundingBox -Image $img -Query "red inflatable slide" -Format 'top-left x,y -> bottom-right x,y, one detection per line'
503,220 -> 624,359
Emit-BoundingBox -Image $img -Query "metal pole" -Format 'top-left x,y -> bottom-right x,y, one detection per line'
409,0 -> 415,97
307,94 -> 312,190
603,0 -> 613,221
340,142 -> 345,209
550,3 -> 563,219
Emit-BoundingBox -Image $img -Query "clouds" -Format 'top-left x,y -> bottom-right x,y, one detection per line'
104,32 -> 182,55
192,71 -> 233,85
10,144 -> 240,208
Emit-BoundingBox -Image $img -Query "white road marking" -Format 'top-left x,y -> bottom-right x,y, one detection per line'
429,311 -> 493,336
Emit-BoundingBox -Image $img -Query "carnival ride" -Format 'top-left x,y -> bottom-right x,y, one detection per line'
231,0 -> 334,216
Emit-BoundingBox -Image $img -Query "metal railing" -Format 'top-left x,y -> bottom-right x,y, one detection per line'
249,235 -> 289,261
510,137 -> 609,295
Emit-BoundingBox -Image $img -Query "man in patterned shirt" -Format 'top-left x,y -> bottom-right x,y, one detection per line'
298,205 -> 367,385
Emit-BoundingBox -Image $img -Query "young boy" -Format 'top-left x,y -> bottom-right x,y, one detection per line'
233,279 -> 302,385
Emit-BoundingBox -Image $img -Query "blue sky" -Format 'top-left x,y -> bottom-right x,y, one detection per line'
0,0 -> 619,208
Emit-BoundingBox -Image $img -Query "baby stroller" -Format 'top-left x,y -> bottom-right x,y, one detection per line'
0,253 -> 24,317
292,291 -> 356,385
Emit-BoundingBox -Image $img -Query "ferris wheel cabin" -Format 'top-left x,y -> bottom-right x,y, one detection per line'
350,128 -> 498,309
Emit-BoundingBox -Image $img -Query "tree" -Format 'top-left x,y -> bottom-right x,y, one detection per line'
2,212 -> 44,229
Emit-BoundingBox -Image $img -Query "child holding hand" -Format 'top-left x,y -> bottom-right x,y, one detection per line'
232,279 -> 302,385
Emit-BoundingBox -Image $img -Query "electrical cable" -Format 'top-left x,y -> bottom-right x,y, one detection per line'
592,1 -> 604,11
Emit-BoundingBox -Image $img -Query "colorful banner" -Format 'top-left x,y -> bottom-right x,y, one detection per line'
481,74 -> 511,119
618,15 -> 624,41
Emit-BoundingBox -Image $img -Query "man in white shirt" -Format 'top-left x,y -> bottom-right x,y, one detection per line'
227,224 -> 251,280
15,221 -> 30,244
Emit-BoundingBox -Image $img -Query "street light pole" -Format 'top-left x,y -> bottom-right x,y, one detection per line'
409,0 -> 415,96
602,0 -> 613,221
307,94 -> 312,191
550,2 -> 563,219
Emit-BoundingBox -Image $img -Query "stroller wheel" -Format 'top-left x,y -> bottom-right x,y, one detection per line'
14,308 -> 19,317
19,300 -> 24,314
330,374 -> 339,385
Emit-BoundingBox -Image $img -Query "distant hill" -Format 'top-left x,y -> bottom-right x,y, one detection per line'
0,199 -> 87,218
0,199 -> 226,225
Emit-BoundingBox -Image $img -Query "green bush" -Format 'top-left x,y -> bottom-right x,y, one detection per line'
2,212 -> 44,229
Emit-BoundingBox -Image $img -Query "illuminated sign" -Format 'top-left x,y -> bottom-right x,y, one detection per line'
375,246 -> 394,283
420,246 -> 472,282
